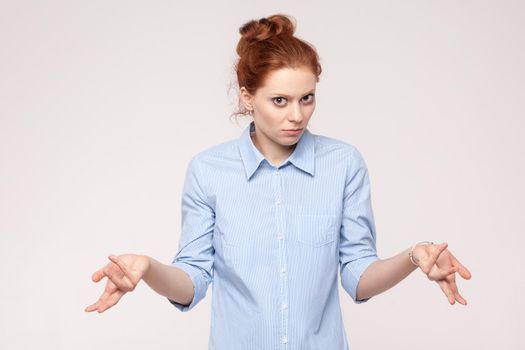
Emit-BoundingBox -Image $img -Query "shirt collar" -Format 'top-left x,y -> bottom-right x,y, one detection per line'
237,121 -> 315,180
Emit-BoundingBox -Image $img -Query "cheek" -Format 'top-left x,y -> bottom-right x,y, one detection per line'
303,103 -> 316,118
258,103 -> 284,122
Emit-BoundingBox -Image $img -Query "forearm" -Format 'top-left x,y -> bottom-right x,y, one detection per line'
142,256 -> 194,305
356,246 -> 417,301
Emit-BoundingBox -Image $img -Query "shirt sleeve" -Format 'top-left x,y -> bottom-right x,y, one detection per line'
167,155 -> 215,312
339,147 -> 380,304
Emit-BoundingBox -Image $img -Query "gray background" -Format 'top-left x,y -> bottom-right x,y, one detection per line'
1,0 -> 523,349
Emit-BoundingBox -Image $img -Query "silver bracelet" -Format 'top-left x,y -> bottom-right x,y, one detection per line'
408,241 -> 434,266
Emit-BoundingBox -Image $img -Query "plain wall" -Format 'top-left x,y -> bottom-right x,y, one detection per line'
0,0 -> 523,349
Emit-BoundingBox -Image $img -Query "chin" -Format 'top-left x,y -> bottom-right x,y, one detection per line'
280,139 -> 299,147
272,133 -> 301,147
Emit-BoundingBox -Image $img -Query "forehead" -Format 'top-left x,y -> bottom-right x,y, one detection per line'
256,67 -> 317,96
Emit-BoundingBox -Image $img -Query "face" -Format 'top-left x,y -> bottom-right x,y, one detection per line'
240,66 -> 317,150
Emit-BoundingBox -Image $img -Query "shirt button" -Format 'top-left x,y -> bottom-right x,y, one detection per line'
281,337 -> 288,344
281,268 -> 286,274
276,199 -> 281,205
282,303 -> 288,310
277,234 -> 284,240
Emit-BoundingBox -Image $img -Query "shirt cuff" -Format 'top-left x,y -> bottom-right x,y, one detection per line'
341,255 -> 380,304
166,261 -> 209,312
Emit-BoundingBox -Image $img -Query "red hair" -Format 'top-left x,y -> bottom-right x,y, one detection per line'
232,14 -> 322,118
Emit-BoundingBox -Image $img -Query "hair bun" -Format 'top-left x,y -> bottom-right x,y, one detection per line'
236,14 -> 296,56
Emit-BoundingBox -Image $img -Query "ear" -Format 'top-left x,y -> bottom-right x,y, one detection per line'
239,87 -> 254,112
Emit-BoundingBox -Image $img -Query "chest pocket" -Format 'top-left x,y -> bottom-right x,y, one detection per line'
296,213 -> 339,247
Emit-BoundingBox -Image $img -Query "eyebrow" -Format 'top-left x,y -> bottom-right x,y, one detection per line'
269,89 -> 316,98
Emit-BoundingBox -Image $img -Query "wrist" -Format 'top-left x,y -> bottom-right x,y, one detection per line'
408,241 -> 434,266
141,255 -> 153,278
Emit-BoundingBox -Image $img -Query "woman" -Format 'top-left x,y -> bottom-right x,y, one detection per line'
85,14 -> 471,349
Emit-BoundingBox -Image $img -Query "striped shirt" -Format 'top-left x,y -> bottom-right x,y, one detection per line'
168,120 -> 379,349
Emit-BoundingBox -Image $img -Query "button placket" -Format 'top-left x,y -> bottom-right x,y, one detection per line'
273,166 -> 289,348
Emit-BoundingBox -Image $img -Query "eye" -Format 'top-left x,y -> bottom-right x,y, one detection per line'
272,97 -> 287,106
302,93 -> 315,103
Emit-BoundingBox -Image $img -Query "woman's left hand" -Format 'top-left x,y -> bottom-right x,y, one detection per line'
412,242 -> 472,305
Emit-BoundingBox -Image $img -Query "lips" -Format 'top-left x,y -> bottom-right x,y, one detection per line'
283,128 -> 303,136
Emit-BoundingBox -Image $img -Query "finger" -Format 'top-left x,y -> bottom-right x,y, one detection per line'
418,243 -> 448,275
427,265 -> 458,281
97,289 -> 125,313
103,264 -> 135,292
86,297 -> 107,313
85,302 -> 99,312
445,251 -> 472,280
85,289 -> 111,313
447,278 -> 468,305
91,266 -> 108,282
437,279 -> 456,305
108,255 -> 136,283
452,258 -> 472,280
103,278 -> 119,294
454,290 -> 467,305
85,280 -> 118,312
91,285 -> 124,313
436,279 -> 456,305
431,242 -> 449,262
91,255 -> 132,283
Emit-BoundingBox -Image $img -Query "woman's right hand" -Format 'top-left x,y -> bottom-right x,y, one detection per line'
85,254 -> 150,313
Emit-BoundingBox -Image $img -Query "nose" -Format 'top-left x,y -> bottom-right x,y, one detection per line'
288,102 -> 304,123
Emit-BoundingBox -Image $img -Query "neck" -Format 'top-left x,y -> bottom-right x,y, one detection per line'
251,132 -> 296,167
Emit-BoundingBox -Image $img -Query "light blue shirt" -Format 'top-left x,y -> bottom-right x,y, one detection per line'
168,121 -> 379,349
